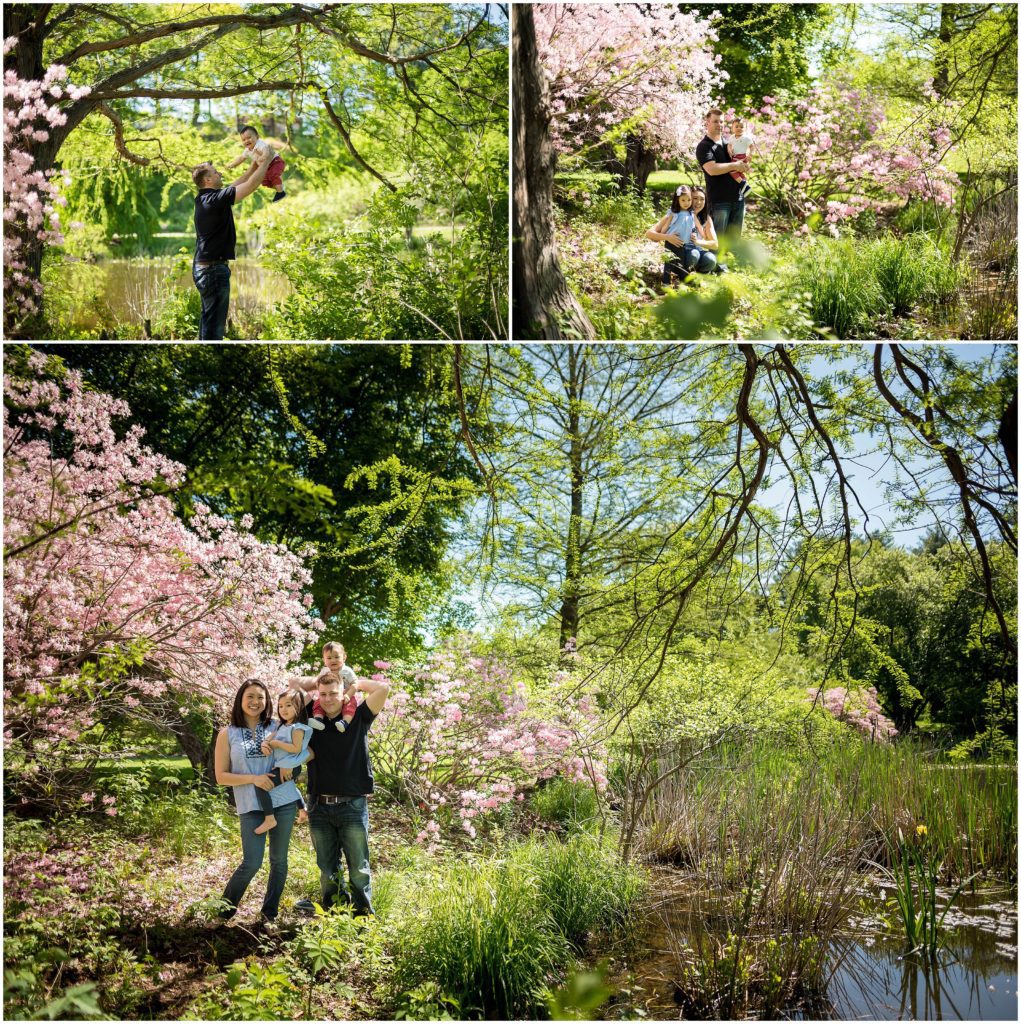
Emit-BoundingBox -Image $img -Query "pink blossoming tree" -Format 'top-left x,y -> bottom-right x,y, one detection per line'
367,639 -> 607,850
742,81 -> 958,230
534,3 -> 726,191
3,356 -> 322,805
806,685 -> 899,743
3,44 -> 90,335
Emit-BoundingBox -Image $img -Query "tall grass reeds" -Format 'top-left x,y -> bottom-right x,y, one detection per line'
885,826 -> 975,958
387,834 -> 645,1018
645,758 -> 862,1017
640,733 -> 1016,882
799,232 -> 966,337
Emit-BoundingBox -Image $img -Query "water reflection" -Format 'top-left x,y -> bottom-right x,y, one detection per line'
622,874 -> 1017,1021
829,940 -> 1017,1020
59,257 -> 291,334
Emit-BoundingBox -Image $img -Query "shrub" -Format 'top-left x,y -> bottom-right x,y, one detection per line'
370,641 -> 606,847
531,778 -> 600,830
871,233 -> 961,314
512,835 -> 644,949
389,858 -> 569,1018
796,232 -> 965,337
803,243 -> 888,337
386,834 -> 643,1018
586,189 -> 657,235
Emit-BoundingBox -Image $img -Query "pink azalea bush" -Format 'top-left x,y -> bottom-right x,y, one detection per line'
3,357 -> 322,801
535,3 -> 726,163
806,684 -> 899,743
3,42 -> 88,333
368,639 -> 607,849
744,82 -> 958,230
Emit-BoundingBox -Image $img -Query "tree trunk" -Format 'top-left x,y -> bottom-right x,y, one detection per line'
999,393 -> 1017,484
559,346 -> 584,653
607,133 -> 657,195
933,4 -> 958,97
511,5 -> 594,340
170,718 -> 217,788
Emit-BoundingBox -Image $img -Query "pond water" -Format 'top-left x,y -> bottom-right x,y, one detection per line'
617,874 -> 1017,1021
57,256 -> 292,335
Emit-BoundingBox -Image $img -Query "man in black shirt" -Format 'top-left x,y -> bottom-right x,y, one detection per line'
694,108 -> 749,239
190,147 -> 273,340
302,672 -> 390,915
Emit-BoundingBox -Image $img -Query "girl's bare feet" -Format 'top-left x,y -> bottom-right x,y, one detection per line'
297,808 -> 308,824
254,815 -> 277,835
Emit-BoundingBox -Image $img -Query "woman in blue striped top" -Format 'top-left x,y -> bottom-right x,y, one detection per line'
213,678 -> 308,930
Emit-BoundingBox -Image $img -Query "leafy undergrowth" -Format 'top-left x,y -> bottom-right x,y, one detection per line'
556,196 -> 983,340
3,788 -> 643,1021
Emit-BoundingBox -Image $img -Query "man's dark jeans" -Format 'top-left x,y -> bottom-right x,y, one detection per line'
192,261 -> 231,340
711,200 -> 745,239
308,797 -> 373,915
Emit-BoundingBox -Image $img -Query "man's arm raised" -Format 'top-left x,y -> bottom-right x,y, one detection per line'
232,146 -> 273,200
357,676 -> 391,715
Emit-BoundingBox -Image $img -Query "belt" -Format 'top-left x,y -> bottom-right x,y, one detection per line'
195,259 -> 229,266
317,794 -> 356,805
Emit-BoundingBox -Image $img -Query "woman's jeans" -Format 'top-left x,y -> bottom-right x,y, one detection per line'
664,241 -> 717,280
221,800 -> 298,920
308,796 -> 373,915
192,261 -> 231,340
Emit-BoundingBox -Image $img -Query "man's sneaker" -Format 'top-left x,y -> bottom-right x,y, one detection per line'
307,717 -> 326,731
336,719 -> 348,733
714,263 -> 729,275
294,899 -> 316,917
272,191 -> 287,202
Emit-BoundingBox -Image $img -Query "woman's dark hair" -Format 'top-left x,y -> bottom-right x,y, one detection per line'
277,688 -> 309,726
691,186 -> 711,224
230,678 -> 272,728
670,185 -> 695,214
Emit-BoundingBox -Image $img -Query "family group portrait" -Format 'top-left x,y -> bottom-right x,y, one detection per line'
2,340 -> 1017,1021
3,2 -> 509,341
512,2 -> 1017,341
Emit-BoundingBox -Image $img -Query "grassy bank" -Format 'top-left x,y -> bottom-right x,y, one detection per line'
553,180 -> 1014,340
3,734 -> 1014,1020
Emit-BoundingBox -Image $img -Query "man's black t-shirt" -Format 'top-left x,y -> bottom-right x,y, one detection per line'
695,135 -> 741,206
308,702 -> 377,800
194,186 -> 237,261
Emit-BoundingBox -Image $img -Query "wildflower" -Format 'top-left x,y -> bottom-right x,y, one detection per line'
915,824 -> 928,838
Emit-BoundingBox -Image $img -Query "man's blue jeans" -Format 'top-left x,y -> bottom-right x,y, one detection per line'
711,200 -> 745,239
221,800 -> 298,921
192,261 -> 231,340
308,797 -> 373,915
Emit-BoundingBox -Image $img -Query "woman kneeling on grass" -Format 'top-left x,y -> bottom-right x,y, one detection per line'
213,678 -> 309,932
691,187 -> 728,274
646,184 -> 717,286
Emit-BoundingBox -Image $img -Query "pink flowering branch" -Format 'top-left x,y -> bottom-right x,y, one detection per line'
3,359 -> 322,799
535,3 -> 727,164
744,82 -> 959,233
369,639 -> 608,849
2,55 -> 90,332
806,685 -> 899,743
